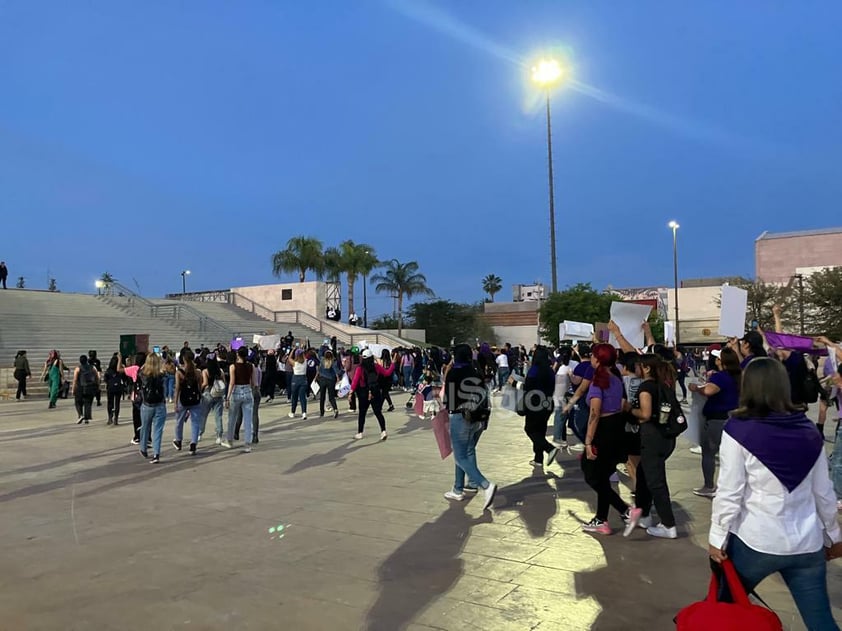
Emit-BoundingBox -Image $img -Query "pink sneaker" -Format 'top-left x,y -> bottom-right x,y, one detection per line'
582,518 -> 612,535
623,507 -> 642,537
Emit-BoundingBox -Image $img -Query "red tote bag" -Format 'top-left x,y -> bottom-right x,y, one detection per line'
675,559 -> 782,630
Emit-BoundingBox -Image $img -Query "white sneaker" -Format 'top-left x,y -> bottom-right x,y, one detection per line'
380,431 -> 388,441
482,483 -> 497,511
646,523 -> 678,539
353,432 -> 363,440
288,412 -> 295,419
568,443 -> 585,453
215,437 -> 222,445
301,413 -> 307,420
689,445 -> 702,455
444,491 -> 465,501
243,446 -> 252,453
220,441 -> 232,449
638,516 -> 654,529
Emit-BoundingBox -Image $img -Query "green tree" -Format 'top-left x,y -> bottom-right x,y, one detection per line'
407,300 -> 496,347
371,259 -> 434,338
481,274 -> 503,302
804,267 -> 842,338
337,240 -> 378,319
99,272 -> 115,284
370,313 -> 400,330
539,283 -> 614,346
271,236 -> 325,283
323,247 -> 343,283
648,311 -> 665,345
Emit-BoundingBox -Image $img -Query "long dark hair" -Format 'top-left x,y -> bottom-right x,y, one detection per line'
182,349 -> 198,380
638,354 -> 671,385
205,355 -> 222,380
718,347 -> 742,393
530,345 -> 554,383
733,357 -> 803,418
380,348 -> 392,368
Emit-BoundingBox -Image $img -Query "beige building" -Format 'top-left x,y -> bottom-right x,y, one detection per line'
231,281 -> 333,317
480,301 -> 542,348
756,227 -> 842,283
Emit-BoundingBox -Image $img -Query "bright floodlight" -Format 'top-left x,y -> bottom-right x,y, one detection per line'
95,280 -> 104,288
531,58 -> 565,86
183,270 -> 191,275
668,221 -> 680,230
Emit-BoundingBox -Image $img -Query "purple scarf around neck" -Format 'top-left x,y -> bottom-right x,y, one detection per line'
724,412 -> 822,492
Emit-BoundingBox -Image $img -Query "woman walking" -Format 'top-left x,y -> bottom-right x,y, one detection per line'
581,343 -> 631,535
709,358 -> 842,630
103,353 -> 125,425
624,354 -> 679,539
200,353 -> 226,445
173,349 -> 204,455
138,353 -> 167,463
511,346 -> 559,467
689,347 -> 741,497
379,349 -> 396,412
43,350 -> 65,409
71,355 -> 100,424
223,346 -> 257,452
13,350 -> 30,401
287,349 -> 309,419
350,349 -> 395,441
317,350 -> 342,418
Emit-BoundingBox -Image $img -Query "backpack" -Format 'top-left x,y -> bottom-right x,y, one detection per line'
179,370 -> 201,407
78,365 -> 98,396
675,559 -> 782,630
657,384 -> 688,438
802,368 -> 821,404
105,369 -> 124,394
140,374 -> 165,405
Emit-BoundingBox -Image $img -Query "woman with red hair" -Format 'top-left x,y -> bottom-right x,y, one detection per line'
581,343 -> 631,535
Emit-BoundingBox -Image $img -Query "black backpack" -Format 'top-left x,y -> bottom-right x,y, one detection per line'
179,370 -> 201,407
141,374 -> 165,405
78,365 -> 98,396
802,368 -> 821,405
657,384 -> 689,438
105,369 -> 124,394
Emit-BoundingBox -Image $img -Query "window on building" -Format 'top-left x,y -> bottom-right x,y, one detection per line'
281,289 -> 292,301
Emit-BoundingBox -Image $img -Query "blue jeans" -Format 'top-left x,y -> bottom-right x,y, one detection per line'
175,404 -> 203,445
727,536 -> 838,631
227,385 -> 254,444
201,394 -> 224,438
290,375 -> 308,414
164,374 -> 175,400
571,400 -> 589,443
832,423 -> 842,501
497,368 -> 510,390
140,402 -> 167,456
553,405 -> 570,442
402,366 -> 413,389
450,412 -> 489,494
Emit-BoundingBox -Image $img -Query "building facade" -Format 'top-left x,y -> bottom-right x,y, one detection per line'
756,228 -> 842,283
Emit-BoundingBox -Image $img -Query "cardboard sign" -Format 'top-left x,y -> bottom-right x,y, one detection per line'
718,285 -> 748,338
559,320 -> 594,342
609,302 -> 653,349
665,321 -> 676,346
594,322 -> 610,343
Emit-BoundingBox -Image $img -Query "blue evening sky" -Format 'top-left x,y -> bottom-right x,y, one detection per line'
1,1 -> 840,315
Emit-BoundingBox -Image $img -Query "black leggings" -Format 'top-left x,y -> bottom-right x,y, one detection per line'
132,402 -> 142,440
581,414 -> 629,521
634,426 -> 676,527
357,387 -> 386,434
677,373 -> 687,399
107,391 -> 122,422
74,394 -> 94,420
524,409 -> 554,462
15,374 -> 27,399
318,377 -> 338,415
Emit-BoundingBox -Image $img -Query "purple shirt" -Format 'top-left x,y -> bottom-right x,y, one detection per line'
586,374 -> 624,414
703,371 -> 739,417
573,362 -> 595,381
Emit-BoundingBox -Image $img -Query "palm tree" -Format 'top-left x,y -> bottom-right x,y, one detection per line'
100,272 -> 115,284
323,247 -> 343,283
371,259 -> 434,337
482,274 -> 503,302
338,240 -> 378,319
271,236 -> 325,282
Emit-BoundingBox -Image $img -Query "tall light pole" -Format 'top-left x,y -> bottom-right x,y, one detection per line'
668,221 -> 680,345
531,58 -> 566,294
363,250 -> 369,328
181,269 -> 191,296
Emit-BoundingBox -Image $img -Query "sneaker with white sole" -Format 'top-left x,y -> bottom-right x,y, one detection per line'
288,412 -> 295,419
380,431 -> 387,441
353,432 -> 363,440
463,485 -> 478,494
692,486 -> 717,498
243,446 -> 252,453
214,437 -> 222,445
646,523 -> 678,539
546,447 -> 560,466
568,443 -> 585,453
302,413 -> 307,420
623,507 -> 643,537
220,441 -> 232,449
482,483 -> 497,511
444,491 -> 465,501
638,515 -> 654,530
689,445 -> 702,455
582,518 -> 612,535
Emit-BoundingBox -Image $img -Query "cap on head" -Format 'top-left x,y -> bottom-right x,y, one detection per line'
361,349 -> 374,359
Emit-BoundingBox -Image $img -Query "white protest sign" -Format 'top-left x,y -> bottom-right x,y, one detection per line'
559,320 -> 594,342
609,302 -> 653,349
253,334 -> 281,350
718,285 -> 748,338
664,321 -> 676,346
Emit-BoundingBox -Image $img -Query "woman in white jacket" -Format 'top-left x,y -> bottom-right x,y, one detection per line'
708,358 -> 842,630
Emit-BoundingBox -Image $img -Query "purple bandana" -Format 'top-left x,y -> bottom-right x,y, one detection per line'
724,412 -> 822,492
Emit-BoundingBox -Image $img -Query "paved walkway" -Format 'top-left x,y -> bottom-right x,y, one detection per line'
0,393 -> 840,631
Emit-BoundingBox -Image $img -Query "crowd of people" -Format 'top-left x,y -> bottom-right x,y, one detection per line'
8,305 -> 842,628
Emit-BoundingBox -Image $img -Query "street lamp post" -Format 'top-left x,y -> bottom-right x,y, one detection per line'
668,221 -> 680,345
181,269 -> 191,296
531,58 -> 566,294
363,250 -> 370,328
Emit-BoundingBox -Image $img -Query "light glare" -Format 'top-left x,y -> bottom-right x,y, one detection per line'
531,58 -> 565,86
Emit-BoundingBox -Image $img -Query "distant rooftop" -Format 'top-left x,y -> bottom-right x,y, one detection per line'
756,227 -> 842,241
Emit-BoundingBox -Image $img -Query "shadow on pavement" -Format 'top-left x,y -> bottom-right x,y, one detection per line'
494,468 -> 560,537
364,499 -> 492,631
282,439 -> 378,475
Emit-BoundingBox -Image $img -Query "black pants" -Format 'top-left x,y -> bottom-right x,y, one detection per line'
74,393 -> 94,420
1,276 -> 6,289
524,409 -> 554,462
14,372 -> 27,399
581,414 -> 628,521
635,425 -> 676,527
261,372 -> 277,399
132,402 -> 142,440
94,385 -> 101,405
107,390 -> 122,422
357,387 -> 386,434
677,374 -> 687,399
318,376 -> 338,415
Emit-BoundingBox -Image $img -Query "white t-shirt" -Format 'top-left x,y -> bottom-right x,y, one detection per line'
553,361 -> 578,404
496,354 -> 509,369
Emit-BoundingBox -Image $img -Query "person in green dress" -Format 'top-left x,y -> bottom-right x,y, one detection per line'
43,350 -> 65,408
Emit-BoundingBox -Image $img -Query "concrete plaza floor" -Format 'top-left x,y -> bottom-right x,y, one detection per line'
0,393 -> 840,631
